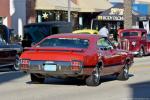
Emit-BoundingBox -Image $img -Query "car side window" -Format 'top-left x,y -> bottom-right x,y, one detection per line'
97,38 -> 113,50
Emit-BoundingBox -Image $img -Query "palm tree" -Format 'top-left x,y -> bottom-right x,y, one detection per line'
124,0 -> 133,29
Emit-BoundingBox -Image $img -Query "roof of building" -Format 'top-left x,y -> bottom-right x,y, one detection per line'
35,0 -> 112,12
77,0 -> 112,12
35,0 -> 79,11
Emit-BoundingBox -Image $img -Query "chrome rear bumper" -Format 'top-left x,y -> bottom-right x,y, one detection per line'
20,60 -> 83,77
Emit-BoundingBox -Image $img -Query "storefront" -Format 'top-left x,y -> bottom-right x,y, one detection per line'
32,0 -> 112,30
77,0 -> 112,29
34,0 -> 79,29
92,3 -> 139,39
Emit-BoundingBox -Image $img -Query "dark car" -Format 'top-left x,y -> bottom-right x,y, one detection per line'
22,21 -> 72,48
0,30 -> 22,71
0,48 -> 19,71
119,29 -> 150,56
20,34 -> 134,86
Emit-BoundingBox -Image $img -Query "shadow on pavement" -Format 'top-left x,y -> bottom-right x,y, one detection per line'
0,70 -> 27,84
128,81 -> 150,100
27,74 -> 134,86
27,77 -> 86,86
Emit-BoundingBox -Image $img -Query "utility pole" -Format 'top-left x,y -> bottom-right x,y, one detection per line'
68,0 -> 71,22
124,0 -> 133,29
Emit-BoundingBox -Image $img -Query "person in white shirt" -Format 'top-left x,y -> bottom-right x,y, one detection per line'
98,24 -> 109,37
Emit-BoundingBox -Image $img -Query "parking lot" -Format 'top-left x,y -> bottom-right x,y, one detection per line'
0,56 -> 150,100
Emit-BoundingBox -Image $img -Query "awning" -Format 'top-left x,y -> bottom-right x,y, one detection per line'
97,3 -> 139,21
35,0 -> 79,11
77,0 -> 112,12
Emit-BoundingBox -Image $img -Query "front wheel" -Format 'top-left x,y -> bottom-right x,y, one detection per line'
138,48 -> 144,57
11,55 -> 20,71
117,64 -> 129,80
86,66 -> 101,86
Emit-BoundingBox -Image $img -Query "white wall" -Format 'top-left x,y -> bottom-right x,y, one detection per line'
10,0 -> 26,38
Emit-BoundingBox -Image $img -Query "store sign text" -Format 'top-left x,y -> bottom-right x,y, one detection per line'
109,8 -> 124,15
98,16 -> 124,21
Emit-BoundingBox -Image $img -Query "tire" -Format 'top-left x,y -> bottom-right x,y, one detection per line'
86,65 -> 101,86
138,48 -> 144,57
30,73 -> 45,83
117,63 -> 129,80
11,55 -> 20,71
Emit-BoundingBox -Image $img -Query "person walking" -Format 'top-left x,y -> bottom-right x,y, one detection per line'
98,23 -> 109,37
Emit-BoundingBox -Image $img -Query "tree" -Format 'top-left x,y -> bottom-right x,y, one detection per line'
124,0 -> 133,29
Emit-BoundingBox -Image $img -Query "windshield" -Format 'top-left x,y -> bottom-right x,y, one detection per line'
122,32 -> 139,37
37,38 -> 89,49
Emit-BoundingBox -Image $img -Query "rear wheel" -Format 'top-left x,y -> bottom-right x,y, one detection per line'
30,73 -> 45,83
86,65 -> 101,86
117,63 -> 129,80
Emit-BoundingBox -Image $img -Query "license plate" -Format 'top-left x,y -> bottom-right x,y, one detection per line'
44,64 -> 56,71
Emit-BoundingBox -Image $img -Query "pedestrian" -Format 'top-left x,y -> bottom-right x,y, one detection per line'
108,33 -> 118,47
98,23 -> 109,37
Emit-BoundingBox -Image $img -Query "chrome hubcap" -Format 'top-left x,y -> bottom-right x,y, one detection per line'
139,49 -> 143,56
14,55 -> 20,70
93,67 -> 100,83
124,65 -> 129,78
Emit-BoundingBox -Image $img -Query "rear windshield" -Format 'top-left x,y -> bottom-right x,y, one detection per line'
37,38 -> 89,49
122,32 -> 139,37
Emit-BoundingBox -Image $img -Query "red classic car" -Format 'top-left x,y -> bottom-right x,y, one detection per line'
119,29 -> 150,56
19,34 -> 134,86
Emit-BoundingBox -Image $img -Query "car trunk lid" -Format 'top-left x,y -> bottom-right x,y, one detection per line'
20,47 -> 85,61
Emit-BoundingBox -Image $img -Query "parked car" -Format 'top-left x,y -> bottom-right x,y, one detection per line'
22,21 -> 72,48
19,34 -> 134,86
0,48 -> 19,71
118,29 -> 150,56
73,29 -> 98,34
0,34 -> 22,71
0,24 -> 23,54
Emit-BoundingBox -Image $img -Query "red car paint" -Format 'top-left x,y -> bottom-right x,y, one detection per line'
20,33 -> 134,86
119,29 -> 150,56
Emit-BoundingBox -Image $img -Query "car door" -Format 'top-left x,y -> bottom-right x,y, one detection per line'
97,38 -> 122,75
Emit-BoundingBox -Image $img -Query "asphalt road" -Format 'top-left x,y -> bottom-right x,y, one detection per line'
0,56 -> 150,100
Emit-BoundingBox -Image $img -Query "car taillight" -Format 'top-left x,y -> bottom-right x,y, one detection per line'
21,59 -> 29,64
71,61 -> 82,71
20,59 -> 30,70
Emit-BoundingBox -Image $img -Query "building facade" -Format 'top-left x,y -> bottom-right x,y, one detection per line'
0,0 -> 112,38
0,0 -> 26,38
0,0 -> 11,27
26,0 -> 112,30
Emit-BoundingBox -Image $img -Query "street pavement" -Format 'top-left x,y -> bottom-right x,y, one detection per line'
0,56 -> 150,100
